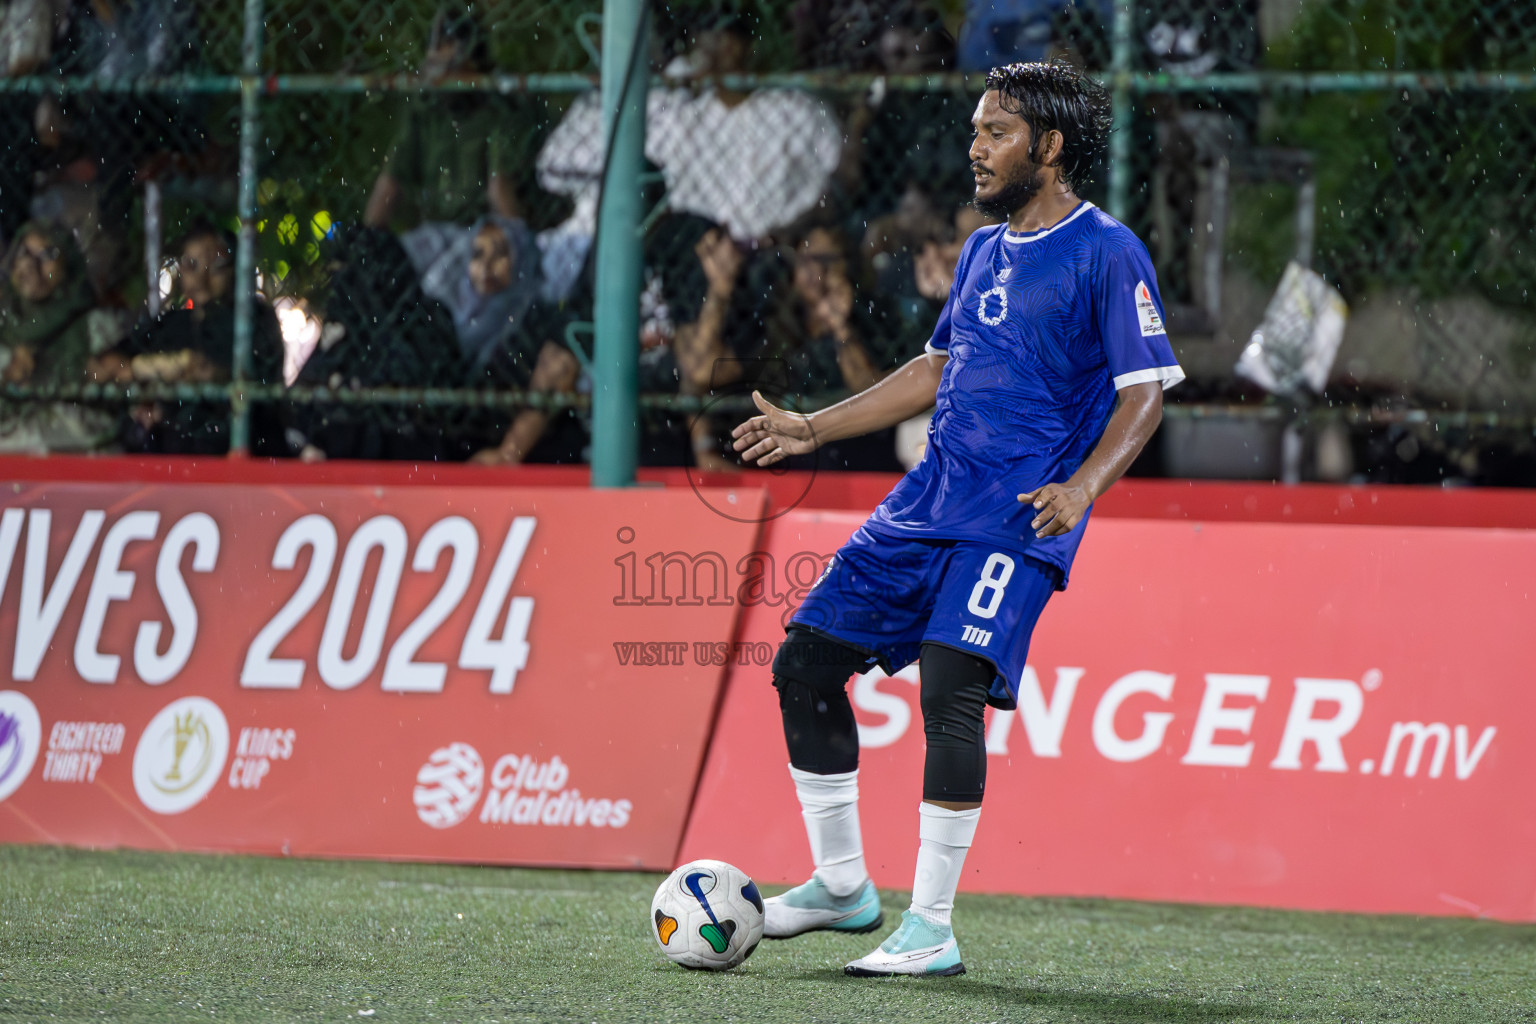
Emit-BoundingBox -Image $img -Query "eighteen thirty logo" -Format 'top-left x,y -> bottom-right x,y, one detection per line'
132,696 -> 230,814
414,742 -> 485,828
0,691 -> 42,803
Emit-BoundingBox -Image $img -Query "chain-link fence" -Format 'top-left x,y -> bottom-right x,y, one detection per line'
1,0 -> 1533,483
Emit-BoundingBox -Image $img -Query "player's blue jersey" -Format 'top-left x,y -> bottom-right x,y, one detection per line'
865,201 -> 1183,585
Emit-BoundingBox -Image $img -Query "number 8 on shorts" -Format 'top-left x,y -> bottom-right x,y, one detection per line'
966,553 -> 1016,619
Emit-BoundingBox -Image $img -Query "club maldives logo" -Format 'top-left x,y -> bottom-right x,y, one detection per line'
0,691 -> 42,803
132,697 -> 230,814
413,744 -> 633,830
414,742 -> 485,829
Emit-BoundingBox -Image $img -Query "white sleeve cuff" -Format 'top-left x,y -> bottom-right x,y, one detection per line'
925,341 -> 949,356
1113,365 -> 1185,391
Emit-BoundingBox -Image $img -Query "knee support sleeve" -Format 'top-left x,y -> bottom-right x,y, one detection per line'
772,627 -> 868,776
919,642 -> 993,803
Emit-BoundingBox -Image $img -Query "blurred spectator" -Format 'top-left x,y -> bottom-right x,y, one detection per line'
871,203 -> 997,352
792,0 -> 924,70
674,225 -> 748,472
364,3 -> 523,312
32,0 -> 205,299
651,17 -> 842,244
912,205 -> 996,304
538,13 -> 843,290
957,0 -> 1111,71
365,7 -> 517,233
674,228 -> 746,393
862,188 -> 951,291
0,0 -> 57,248
837,8 -> 974,334
851,10 -> 969,206
636,216 -> 752,470
1143,1 -> 1259,315
760,223 -> 910,471
27,90 -> 132,298
448,216 -> 583,465
780,225 -> 887,397
535,86 -> 674,302
444,217 -> 544,381
289,227 -> 462,462
52,0 -> 199,77
830,7 -> 971,218
0,220 -> 115,451
1145,5 -> 1258,77
94,223 -> 284,455
0,0 -> 55,181
1,0 -> 56,77
639,214 -> 913,470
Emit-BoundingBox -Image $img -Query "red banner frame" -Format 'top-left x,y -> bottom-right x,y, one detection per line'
681,510 -> 1535,920
0,483 -> 763,870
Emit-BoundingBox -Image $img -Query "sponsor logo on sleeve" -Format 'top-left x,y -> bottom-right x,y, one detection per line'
1135,281 -> 1166,337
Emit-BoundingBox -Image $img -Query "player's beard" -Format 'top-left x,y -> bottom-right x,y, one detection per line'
971,160 -> 1045,221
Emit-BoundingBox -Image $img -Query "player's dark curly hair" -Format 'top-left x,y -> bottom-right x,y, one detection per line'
984,60 -> 1112,192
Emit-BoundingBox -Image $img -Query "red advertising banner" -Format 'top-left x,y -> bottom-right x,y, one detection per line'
680,511 -> 1536,920
0,483 -> 764,870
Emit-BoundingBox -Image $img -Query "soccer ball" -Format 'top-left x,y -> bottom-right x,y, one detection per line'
650,859 -> 765,971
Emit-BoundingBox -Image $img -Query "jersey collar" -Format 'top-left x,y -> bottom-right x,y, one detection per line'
1002,201 -> 1095,244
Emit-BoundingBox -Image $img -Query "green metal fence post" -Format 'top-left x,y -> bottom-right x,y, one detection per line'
1107,0 -> 1134,223
230,0 -> 264,456
590,0 -> 647,487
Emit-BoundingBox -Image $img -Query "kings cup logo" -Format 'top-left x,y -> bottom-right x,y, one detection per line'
0,691 -> 42,803
414,742 -> 485,828
133,697 -> 230,814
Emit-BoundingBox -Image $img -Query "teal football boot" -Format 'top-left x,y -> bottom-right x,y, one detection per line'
843,910 -> 965,977
763,876 -> 883,939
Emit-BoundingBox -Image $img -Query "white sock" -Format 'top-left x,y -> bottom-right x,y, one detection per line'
788,764 -> 868,898
909,802 -> 981,927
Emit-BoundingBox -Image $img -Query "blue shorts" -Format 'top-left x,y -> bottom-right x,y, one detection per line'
790,525 -> 1060,710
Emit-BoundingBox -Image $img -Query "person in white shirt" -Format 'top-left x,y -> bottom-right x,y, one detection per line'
534,17 -> 842,297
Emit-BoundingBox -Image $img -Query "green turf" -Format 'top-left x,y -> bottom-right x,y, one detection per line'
1,846 -> 1534,1023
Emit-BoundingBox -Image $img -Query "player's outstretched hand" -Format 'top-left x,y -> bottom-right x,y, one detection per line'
731,391 -> 817,467
1019,482 -> 1091,538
